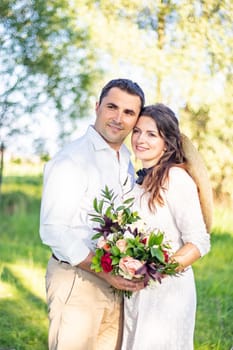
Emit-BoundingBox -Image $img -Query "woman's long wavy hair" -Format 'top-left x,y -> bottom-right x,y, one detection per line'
139,103 -> 187,211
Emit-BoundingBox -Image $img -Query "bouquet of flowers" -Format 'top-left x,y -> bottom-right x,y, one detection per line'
90,186 -> 179,298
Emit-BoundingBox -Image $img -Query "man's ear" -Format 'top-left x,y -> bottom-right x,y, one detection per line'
95,101 -> 99,112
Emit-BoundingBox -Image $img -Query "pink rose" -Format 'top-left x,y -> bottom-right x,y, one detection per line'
101,253 -> 113,273
116,239 -> 127,253
119,256 -> 144,279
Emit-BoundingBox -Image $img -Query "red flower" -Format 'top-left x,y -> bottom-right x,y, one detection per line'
140,235 -> 149,246
100,253 -> 113,273
163,250 -> 169,263
141,237 -> 147,244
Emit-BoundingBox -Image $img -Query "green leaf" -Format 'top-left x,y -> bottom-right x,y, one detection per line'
98,199 -> 104,213
125,247 -> 134,256
89,213 -> 100,218
125,208 -> 131,217
111,246 -> 121,256
102,186 -> 114,200
105,206 -> 113,218
91,264 -> 102,273
131,215 -> 140,223
125,239 -> 135,249
91,232 -> 103,240
111,257 -> 120,265
91,256 -> 100,265
95,249 -> 104,258
148,232 -> 164,246
112,194 -> 118,203
150,247 -> 165,263
123,197 -> 134,205
90,217 -> 105,224
116,205 -> 125,211
93,197 -> 99,212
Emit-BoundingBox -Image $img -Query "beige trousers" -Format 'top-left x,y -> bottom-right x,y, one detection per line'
45,257 -> 123,350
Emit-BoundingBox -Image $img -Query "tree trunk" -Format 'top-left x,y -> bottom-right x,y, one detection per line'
156,5 -> 166,101
0,142 -> 5,197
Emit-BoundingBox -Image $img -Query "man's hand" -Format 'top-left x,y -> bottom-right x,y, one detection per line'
78,251 -> 145,292
100,272 -> 145,292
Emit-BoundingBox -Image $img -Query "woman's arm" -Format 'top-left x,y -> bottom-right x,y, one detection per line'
166,167 -> 211,267
171,242 -> 201,272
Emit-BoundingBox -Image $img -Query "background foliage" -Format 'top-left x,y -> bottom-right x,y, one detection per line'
0,0 -> 233,201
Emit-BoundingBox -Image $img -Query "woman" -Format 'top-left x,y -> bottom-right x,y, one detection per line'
121,104 -> 211,350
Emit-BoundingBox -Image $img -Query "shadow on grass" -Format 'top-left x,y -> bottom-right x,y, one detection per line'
0,236 -> 50,269
2,175 -> 43,186
0,266 -> 48,350
0,189 -> 51,269
0,190 -> 41,215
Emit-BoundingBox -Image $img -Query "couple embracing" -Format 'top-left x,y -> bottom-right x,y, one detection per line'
39,78 -> 211,350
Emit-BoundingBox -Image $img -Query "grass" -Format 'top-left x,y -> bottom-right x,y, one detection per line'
194,229 -> 233,349
0,173 -> 50,350
0,168 -> 233,349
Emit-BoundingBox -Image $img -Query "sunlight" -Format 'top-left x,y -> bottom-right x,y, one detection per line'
0,280 -> 14,299
10,263 -> 46,301
213,205 -> 233,235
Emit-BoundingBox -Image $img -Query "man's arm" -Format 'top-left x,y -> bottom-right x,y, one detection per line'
40,157 -> 90,265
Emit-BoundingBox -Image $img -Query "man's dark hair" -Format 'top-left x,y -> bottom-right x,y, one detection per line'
99,78 -> 145,110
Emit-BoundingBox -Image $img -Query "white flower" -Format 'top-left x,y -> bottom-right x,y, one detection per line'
97,236 -> 107,248
128,219 -> 147,233
107,233 -> 115,241
123,230 -> 135,239
117,210 -> 124,225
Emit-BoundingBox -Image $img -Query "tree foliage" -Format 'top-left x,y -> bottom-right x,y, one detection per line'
77,0 -> 233,201
0,0 -> 232,200
0,0 -> 101,149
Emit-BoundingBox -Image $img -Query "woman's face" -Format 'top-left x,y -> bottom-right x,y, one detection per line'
131,116 -> 166,168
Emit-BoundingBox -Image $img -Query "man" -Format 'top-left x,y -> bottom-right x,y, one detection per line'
39,79 -> 145,350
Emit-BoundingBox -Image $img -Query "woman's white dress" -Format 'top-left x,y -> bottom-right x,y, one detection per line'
121,167 -> 211,350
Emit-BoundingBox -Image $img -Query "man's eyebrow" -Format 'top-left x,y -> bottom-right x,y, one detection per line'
105,103 -> 137,115
106,102 -> 117,107
124,108 -> 137,115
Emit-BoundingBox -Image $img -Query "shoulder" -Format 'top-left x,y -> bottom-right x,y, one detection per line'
44,156 -> 80,183
166,167 -> 197,197
168,166 -> 195,187
45,137 -> 89,178
50,128 -> 94,166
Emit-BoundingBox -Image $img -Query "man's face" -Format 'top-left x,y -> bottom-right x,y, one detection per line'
94,87 -> 142,151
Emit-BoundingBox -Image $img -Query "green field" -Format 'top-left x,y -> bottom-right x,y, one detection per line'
0,167 -> 232,350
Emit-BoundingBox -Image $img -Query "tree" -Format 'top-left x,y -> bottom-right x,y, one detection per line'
0,0 -> 103,193
0,0 -> 102,152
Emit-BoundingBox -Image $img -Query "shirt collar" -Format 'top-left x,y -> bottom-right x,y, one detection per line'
86,125 -> 131,158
